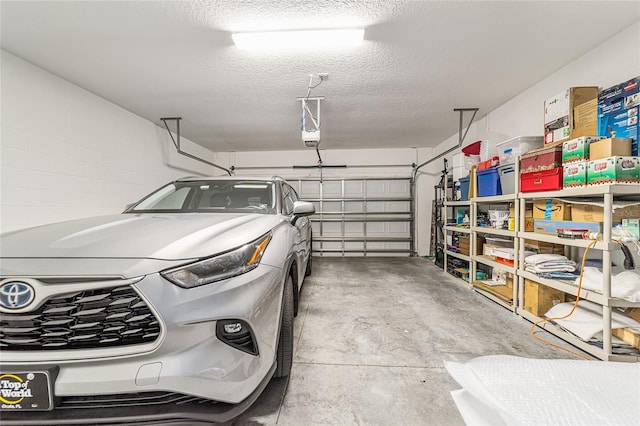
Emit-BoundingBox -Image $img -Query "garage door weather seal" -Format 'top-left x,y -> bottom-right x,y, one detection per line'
160,117 -> 232,176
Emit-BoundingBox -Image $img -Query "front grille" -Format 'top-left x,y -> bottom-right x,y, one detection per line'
0,286 -> 160,350
58,391 -> 217,409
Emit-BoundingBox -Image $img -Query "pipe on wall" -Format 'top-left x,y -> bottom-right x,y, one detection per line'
160,117 -> 232,176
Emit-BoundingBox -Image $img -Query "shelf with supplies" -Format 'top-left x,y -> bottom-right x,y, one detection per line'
444,145 -> 640,361
518,309 -> 639,362
517,231 -> 617,250
443,199 -> 474,285
518,269 -> 640,308
472,227 -> 516,238
468,162 -> 520,311
446,250 -> 471,262
444,225 -> 471,234
517,181 -> 640,361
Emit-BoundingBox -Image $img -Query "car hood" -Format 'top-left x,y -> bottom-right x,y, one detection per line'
0,213 -> 281,262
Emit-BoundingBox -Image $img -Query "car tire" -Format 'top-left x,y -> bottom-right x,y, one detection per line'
304,252 -> 312,277
274,273 -> 294,378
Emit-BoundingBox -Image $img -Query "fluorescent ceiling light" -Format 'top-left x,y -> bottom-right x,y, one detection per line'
232,28 -> 364,50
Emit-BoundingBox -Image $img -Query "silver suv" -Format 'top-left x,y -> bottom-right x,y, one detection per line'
0,176 -> 314,424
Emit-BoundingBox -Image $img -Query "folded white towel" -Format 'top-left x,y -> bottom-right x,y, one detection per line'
524,253 -> 570,266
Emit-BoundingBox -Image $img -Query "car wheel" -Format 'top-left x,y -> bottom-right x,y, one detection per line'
304,252 -> 312,277
274,273 -> 294,378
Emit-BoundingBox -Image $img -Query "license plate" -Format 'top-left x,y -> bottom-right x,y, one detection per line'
0,371 -> 53,411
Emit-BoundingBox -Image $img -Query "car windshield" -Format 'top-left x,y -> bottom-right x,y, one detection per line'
126,180 -> 277,214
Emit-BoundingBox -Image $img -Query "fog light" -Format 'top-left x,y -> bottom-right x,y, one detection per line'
224,322 -> 242,334
216,319 -> 259,355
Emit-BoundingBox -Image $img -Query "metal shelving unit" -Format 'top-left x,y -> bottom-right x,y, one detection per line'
443,196 -> 472,285
518,184 -> 640,361
471,194 -> 519,312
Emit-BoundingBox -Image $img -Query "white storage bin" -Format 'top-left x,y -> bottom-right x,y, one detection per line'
496,136 -> 544,158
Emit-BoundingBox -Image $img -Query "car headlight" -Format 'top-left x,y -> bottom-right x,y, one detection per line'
161,232 -> 272,288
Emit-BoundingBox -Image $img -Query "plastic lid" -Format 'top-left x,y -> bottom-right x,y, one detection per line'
462,140 -> 481,155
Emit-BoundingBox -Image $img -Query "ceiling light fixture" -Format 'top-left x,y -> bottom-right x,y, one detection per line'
232,28 -> 364,50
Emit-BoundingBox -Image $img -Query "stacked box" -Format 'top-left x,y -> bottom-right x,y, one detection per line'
544,87 -> 598,146
524,280 -> 565,316
533,219 -> 602,235
524,239 -> 565,254
612,328 -> 640,350
589,138 -> 632,161
521,145 -> 563,174
458,236 -> 484,256
572,204 -> 640,222
561,136 -> 606,164
563,161 -> 587,188
533,200 -> 571,220
587,156 -> 640,185
598,76 -> 639,156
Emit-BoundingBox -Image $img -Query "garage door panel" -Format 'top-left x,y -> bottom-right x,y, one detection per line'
322,201 -> 342,212
299,181 -> 320,197
322,181 -> 342,196
344,181 -> 364,195
292,178 -> 413,257
344,222 -> 364,235
344,202 -> 364,213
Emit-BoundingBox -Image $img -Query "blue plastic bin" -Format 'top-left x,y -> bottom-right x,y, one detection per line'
459,176 -> 470,201
477,168 -> 502,197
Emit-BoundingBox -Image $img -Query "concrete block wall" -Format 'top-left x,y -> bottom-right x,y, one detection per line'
0,51 -> 227,233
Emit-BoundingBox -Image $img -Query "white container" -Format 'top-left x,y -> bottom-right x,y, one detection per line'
496,136 -> 544,158
464,155 -> 480,170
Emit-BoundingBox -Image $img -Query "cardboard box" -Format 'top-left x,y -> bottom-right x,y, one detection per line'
482,244 -> 497,260
533,199 -> 571,220
533,219 -> 602,235
562,136 -> 606,164
598,77 -> 639,156
524,279 -> 565,317
544,87 -> 598,146
571,204 -> 640,223
524,239 -> 565,254
563,161 -> 587,188
612,328 -> 640,350
458,236 -> 484,256
589,137 -> 632,161
587,156 -> 640,185
620,307 -> 640,322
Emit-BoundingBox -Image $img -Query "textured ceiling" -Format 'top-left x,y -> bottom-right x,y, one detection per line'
2,1 -> 639,152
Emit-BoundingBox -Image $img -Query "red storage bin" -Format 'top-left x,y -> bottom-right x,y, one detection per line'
520,167 -> 563,192
520,145 -> 562,174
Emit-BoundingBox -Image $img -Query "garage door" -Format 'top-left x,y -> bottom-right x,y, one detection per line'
290,177 -> 414,256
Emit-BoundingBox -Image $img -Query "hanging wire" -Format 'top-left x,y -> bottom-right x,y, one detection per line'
303,75 -> 324,129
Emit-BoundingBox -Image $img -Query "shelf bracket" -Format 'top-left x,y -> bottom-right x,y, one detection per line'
160,117 -> 232,176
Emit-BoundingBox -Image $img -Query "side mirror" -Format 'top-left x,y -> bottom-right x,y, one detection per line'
291,201 -> 315,225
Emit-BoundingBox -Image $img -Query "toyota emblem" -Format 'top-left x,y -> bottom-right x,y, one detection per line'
0,282 -> 35,309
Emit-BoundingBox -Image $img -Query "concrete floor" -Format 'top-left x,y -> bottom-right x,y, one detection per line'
224,257 -> 579,425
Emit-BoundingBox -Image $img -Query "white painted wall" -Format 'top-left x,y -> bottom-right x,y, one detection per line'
0,50 -> 228,233
432,21 -> 640,164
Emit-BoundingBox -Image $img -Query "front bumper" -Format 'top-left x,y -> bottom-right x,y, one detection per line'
0,264 -> 284,423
